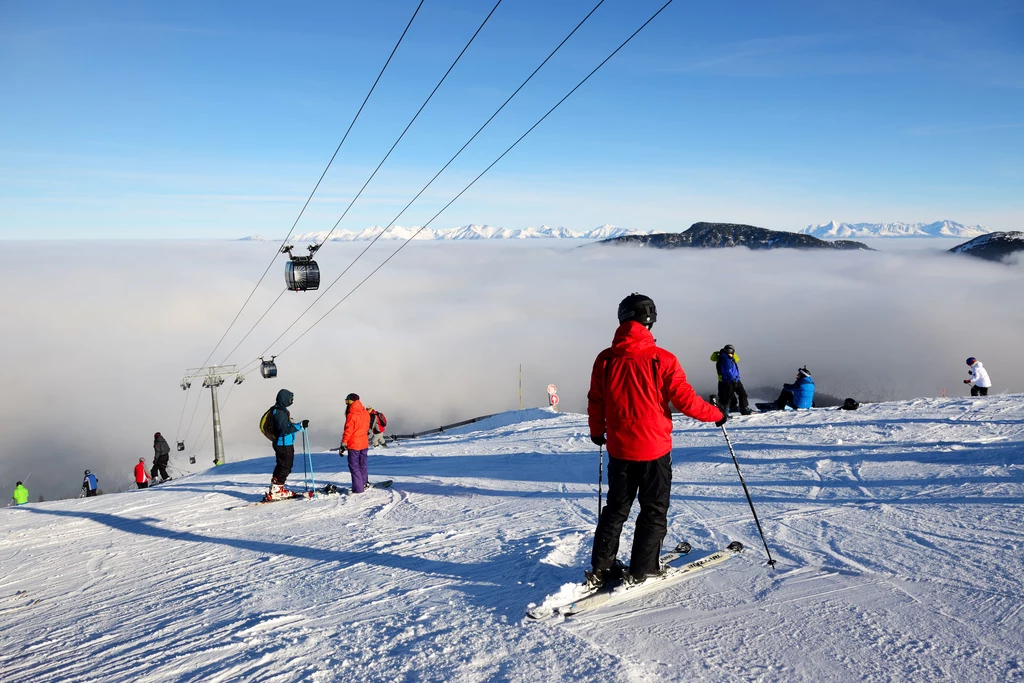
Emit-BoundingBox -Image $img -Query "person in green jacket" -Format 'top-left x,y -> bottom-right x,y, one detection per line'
12,481 -> 29,506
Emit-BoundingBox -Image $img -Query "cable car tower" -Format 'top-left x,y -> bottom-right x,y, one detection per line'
180,365 -> 244,466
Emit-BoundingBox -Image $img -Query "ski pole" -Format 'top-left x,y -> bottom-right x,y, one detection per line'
720,424 -> 776,568
304,427 -> 316,498
598,444 -> 603,518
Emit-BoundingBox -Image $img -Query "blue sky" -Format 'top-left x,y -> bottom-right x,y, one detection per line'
1,0 -> 1021,238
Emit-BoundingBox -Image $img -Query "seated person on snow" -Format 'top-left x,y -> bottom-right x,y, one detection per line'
775,367 -> 814,410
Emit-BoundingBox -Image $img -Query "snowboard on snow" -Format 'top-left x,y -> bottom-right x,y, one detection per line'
526,541 -> 744,621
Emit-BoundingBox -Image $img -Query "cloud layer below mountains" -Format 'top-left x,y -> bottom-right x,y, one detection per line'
2,239 -> 1021,501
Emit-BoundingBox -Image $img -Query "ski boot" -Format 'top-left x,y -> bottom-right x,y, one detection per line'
264,483 -> 293,502
584,559 -> 627,591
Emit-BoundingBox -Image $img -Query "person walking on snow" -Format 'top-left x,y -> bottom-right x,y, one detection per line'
711,344 -> 751,416
82,470 -> 98,497
587,293 -> 727,586
340,393 -> 371,493
267,389 -> 308,500
12,481 -> 29,506
151,432 -> 171,483
368,407 -> 388,449
964,357 -> 992,396
134,458 -> 152,489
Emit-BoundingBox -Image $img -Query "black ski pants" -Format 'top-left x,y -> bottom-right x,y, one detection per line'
272,444 -> 295,485
591,453 -> 672,579
775,389 -> 796,410
971,385 -> 989,396
718,380 -> 749,414
151,460 -> 169,481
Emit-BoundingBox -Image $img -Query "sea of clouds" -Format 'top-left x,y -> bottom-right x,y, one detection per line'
2,239 -> 1021,501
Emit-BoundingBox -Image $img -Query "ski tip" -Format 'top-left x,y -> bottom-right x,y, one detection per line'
726,541 -> 744,553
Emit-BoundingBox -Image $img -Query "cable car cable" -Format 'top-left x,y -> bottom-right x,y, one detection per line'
195,0 -> 426,369
262,0 -> 675,363
217,0 -> 503,367
240,0 -> 610,365
309,0 -> 503,251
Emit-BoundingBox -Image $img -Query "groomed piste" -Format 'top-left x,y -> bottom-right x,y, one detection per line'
2,398 -> 1022,681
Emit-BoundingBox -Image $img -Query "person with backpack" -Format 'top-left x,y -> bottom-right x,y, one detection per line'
340,393 -> 371,493
710,344 -> 752,416
11,481 -> 29,506
587,293 -> 727,587
261,389 -> 308,500
151,432 -> 171,483
368,407 -> 388,448
82,470 -> 98,497
964,357 -> 992,396
134,458 -> 152,489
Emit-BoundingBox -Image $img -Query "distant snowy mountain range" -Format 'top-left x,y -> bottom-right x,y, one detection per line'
240,225 -> 648,242
800,220 -> 990,239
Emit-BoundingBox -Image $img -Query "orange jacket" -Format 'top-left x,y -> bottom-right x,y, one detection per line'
134,461 -> 151,483
588,321 -> 723,461
342,399 -> 370,451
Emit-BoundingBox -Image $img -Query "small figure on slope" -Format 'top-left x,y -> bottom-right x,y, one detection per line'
964,357 -> 992,396
12,481 -> 29,506
770,367 -> 815,411
134,457 -> 152,489
264,389 -> 308,500
711,344 -> 751,416
340,393 -> 370,493
82,470 -> 98,497
151,432 -> 171,483
368,407 -> 388,449
587,293 -> 726,587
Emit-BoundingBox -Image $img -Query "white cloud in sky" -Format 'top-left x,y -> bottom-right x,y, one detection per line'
1,239 -> 1021,502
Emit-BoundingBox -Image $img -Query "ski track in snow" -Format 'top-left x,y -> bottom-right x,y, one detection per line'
2,399 -> 1024,681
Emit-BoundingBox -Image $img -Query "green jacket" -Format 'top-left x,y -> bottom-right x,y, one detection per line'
12,484 -> 28,505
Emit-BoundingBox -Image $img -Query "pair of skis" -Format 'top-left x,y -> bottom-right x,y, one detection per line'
526,541 -> 744,621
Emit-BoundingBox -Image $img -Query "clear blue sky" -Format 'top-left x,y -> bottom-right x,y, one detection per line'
1,0 -> 1021,238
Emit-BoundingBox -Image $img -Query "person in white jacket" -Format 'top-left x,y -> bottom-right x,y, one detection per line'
964,357 -> 992,396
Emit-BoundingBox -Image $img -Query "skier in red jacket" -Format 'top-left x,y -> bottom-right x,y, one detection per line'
587,293 -> 727,585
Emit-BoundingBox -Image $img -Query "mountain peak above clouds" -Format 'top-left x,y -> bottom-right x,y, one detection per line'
241,225 -> 651,242
800,221 -> 990,239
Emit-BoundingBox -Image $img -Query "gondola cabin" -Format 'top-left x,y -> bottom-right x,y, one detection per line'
282,244 -> 321,292
177,440 -> 185,451
260,356 -> 278,379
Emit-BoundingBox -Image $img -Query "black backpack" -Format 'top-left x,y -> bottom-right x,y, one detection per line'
840,398 -> 860,411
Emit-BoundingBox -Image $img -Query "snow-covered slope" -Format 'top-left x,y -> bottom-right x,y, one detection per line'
241,225 -> 649,242
801,220 -> 990,239
3,397 -> 1023,681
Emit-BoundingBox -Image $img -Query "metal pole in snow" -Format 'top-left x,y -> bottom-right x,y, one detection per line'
519,364 -> 523,411
720,424 -> 776,568
598,445 -> 603,518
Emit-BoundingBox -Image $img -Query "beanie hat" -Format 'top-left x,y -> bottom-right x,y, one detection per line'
346,393 -> 360,402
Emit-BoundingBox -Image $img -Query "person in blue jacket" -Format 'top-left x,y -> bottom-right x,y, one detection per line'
711,344 -> 751,415
82,470 -> 98,497
775,367 -> 815,410
267,389 -> 308,500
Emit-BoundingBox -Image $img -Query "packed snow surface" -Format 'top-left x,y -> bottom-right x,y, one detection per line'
2,397 -> 1023,681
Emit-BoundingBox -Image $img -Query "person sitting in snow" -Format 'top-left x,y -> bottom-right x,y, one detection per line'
82,470 -> 98,497
587,293 -> 726,587
11,481 -> 29,506
773,367 -> 815,410
710,344 -> 751,416
964,357 -> 992,396
340,393 -> 371,493
134,458 -> 152,489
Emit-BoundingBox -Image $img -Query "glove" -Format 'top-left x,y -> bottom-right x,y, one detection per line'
715,410 -> 730,427
339,443 -> 347,456
963,379 -> 970,384
301,419 -> 310,428
590,434 -> 606,446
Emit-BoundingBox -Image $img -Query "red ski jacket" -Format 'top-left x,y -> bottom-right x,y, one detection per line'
342,399 -> 370,451
134,461 -> 151,484
588,321 -> 723,462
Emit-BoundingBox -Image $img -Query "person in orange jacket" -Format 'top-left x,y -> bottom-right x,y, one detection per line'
340,393 -> 371,493
134,457 -> 152,489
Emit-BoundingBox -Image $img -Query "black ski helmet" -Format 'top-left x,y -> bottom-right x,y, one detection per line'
617,293 -> 657,326
723,344 -> 735,355
84,470 -> 90,475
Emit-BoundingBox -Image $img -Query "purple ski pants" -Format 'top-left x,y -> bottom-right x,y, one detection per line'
347,448 -> 369,493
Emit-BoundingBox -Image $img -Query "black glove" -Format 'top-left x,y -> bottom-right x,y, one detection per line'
715,410 -> 729,427
301,419 -> 310,428
339,443 -> 347,456
963,379 -> 970,384
590,434 -> 606,446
